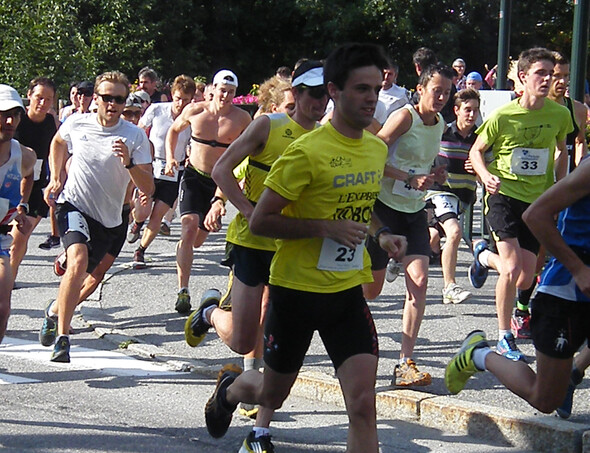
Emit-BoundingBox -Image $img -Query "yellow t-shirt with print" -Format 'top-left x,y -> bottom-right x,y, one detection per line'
226,113 -> 315,251
265,121 -> 387,293
476,98 -> 573,203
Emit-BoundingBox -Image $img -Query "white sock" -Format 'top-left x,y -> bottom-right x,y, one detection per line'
472,346 -> 492,371
478,249 -> 492,267
499,329 -> 511,340
56,334 -> 69,343
179,287 -> 189,294
253,427 -> 270,438
48,301 -> 58,318
202,305 -> 215,325
243,357 -> 256,372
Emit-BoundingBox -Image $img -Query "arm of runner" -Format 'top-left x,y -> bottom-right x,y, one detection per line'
211,115 -> 270,221
554,137 -> 568,181
44,133 -> 69,207
379,108 -> 427,186
574,102 -> 588,167
19,144 -> 36,204
13,145 -> 36,231
469,135 -> 499,194
203,188 -> 226,232
376,106 -> 412,146
431,164 -> 447,184
165,104 -> 197,175
250,188 -> 369,250
127,163 -> 154,198
523,160 -> 590,298
367,211 -> 407,262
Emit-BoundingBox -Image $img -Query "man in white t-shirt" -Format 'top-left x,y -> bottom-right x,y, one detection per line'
42,71 -> 154,363
378,61 -> 410,120
130,75 -> 195,269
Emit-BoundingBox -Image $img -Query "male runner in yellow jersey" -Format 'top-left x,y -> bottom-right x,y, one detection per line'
185,61 -> 327,452
204,43 -> 407,453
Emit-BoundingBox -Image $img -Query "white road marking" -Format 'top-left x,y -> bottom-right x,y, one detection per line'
0,337 -> 181,378
0,373 -> 40,384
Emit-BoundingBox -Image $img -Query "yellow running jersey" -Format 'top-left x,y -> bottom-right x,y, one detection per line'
265,121 -> 388,293
226,113 -> 315,251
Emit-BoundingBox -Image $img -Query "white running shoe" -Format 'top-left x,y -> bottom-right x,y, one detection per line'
442,283 -> 472,304
385,259 -> 402,283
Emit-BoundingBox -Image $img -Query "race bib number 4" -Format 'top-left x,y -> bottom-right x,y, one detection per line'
153,158 -> 178,182
317,238 -> 364,272
510,147 -> 549,176
391,168 -> 425,199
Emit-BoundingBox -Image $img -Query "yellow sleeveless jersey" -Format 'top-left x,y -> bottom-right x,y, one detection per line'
265,121 -> 388,293
226,113 -> 315,251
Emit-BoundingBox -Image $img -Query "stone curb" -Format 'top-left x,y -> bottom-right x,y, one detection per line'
81,288 -> 590,452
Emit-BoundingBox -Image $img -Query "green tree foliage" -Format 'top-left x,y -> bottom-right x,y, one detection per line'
0,0 -> 154,96
0,0 -> 584,98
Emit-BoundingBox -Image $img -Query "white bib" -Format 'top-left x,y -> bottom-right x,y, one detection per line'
510,147 -> 549,176
153,158 -> 179,182
317,238 -> 364,271
33,159 -> 43,181
0,198 -> 9,223
391,168 -> 425,199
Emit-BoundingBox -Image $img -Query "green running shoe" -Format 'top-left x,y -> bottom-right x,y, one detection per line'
445,330 -> 488,394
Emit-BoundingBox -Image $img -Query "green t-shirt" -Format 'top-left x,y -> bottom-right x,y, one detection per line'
264,122 -> 387,293
476,98 -> 573,203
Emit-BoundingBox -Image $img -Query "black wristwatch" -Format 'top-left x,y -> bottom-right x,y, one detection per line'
125,160 -> 136,169
373,226 -> 392,242
18,202 -> 29,214
210,196 -> 226,206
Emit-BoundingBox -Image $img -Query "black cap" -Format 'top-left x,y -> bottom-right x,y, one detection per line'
77,81 -> 94,95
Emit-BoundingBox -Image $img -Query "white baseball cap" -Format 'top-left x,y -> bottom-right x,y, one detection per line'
0,84 -> 25,112
213,70 -> 239,88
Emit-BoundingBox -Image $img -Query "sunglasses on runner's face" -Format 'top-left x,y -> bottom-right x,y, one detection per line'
123,110 -> 142,118
305,86 -> 327,99
97,93 -> 127,104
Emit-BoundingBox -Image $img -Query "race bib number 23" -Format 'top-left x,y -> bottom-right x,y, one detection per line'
317,238 -> 364,271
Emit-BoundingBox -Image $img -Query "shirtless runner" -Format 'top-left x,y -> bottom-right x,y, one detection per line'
165,70 -> 251,313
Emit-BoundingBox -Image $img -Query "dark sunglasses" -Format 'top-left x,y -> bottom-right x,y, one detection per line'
305,86 -> 327,99
77,90 -> 93,96
123,110 -> 142,118
97,93 -> 126,104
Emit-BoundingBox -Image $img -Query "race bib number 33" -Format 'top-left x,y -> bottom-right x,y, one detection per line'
317,238 -> 364,271
510,147 -> 549,176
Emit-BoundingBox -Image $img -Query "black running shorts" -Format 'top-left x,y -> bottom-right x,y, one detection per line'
178,165 -> 217,230
263,285 -> 378,374
367,199 -> 431,270
230,244 -> 274,287
107,204 -> 131,258
28,182 -> 50,218
484,192 -> 540,255
530,292 -> 590,359
56,202 -> 121,273
153,177 -> 182,208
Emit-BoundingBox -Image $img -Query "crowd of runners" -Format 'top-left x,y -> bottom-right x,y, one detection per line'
0,41 -> 589,452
